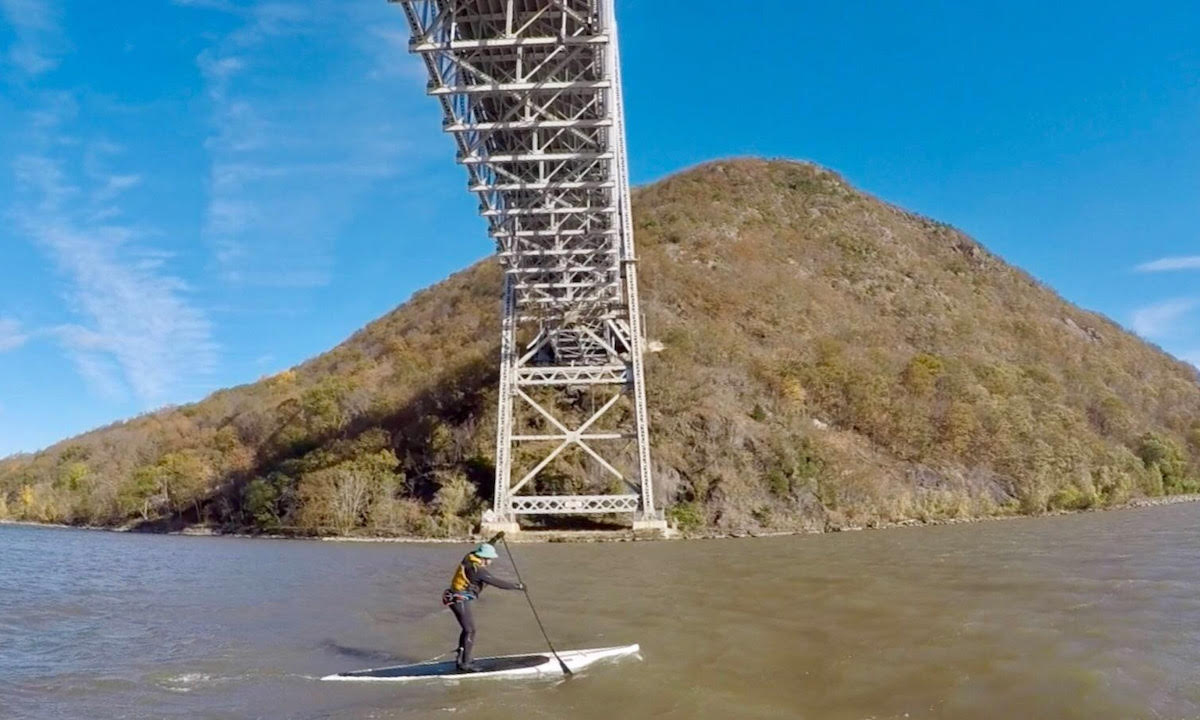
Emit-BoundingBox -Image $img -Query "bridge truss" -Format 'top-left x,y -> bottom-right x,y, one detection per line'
389,0 -> 661,528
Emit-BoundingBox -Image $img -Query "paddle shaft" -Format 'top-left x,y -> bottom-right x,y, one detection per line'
500,536 -> 573,676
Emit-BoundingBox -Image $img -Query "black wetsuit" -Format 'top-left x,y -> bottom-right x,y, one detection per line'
444,553 -> 521,669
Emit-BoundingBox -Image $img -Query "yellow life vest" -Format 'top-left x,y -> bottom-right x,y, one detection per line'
450,553 -> 483,593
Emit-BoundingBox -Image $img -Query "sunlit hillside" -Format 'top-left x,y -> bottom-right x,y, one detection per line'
3,159 -> 1198,535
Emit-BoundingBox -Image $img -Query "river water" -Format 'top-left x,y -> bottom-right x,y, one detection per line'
2,503 -> 1199,720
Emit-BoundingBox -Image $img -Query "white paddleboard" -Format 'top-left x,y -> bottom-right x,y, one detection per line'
321,643 -> 640,682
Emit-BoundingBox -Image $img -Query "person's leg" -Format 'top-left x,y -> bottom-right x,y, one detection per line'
449,601 -> 467,661
450,600 -> 477,670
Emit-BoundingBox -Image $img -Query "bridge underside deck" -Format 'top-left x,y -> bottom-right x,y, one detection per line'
394,0 -> 660,526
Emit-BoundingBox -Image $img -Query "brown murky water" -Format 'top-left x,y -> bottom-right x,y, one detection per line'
3,503 -> 1199,719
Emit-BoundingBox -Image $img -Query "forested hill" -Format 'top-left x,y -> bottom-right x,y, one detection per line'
3,159 -> 1199,535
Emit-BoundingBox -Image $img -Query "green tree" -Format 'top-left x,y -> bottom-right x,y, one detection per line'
667,501 -> 705,532
158,451 -> 214,522
300,377 -> 355,437
55,461 -> 90,493
1137,433 -> 1195,494
295,450 -> 400,534
432,471 -> 481,536
243,477 -> 282,530
117,467 -> 162,520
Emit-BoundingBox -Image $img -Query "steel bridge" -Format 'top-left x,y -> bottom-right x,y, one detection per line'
389,0 -> 663,531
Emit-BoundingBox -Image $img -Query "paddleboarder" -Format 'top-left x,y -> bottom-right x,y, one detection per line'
443,542 -> 525,672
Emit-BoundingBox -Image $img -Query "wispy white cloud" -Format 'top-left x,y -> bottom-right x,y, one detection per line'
58,338 -> 126,400
0,318 -> 29,352
0,0 -> 65,76
1130,298 -> 1197,339
3,0 -> 216,405
1135,256 -> 1200,273
183,0 -> 414,287
11,102 -> 217,401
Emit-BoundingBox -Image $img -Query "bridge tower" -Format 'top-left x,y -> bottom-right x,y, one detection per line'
390,0 -> 664,532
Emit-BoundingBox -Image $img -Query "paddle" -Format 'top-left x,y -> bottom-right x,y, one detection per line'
497,534 -> 573,677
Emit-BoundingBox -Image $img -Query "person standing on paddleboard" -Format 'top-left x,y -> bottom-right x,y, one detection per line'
443,542 -> 524,672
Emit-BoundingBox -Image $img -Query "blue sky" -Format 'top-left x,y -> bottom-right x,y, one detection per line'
0,0 -> 1197,457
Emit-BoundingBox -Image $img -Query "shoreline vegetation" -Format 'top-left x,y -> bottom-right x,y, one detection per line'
3,492 -> 1198,543
4,160 -> 1200,541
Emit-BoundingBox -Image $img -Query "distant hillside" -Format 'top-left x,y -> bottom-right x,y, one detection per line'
3,159 -> 1199,535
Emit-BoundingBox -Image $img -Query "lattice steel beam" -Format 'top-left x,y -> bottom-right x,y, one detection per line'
510,494 -> 639,514
390,0 -> 659,528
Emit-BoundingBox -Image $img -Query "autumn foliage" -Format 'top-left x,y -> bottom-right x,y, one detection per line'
3,159 -> 1199,535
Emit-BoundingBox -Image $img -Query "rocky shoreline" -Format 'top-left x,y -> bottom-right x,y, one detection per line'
4,492 -> 1199,543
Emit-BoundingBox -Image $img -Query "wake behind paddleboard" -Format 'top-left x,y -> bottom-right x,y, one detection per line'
321,644 -> 640,682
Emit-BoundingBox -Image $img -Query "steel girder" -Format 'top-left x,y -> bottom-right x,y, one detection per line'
389,0 -> 657,522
